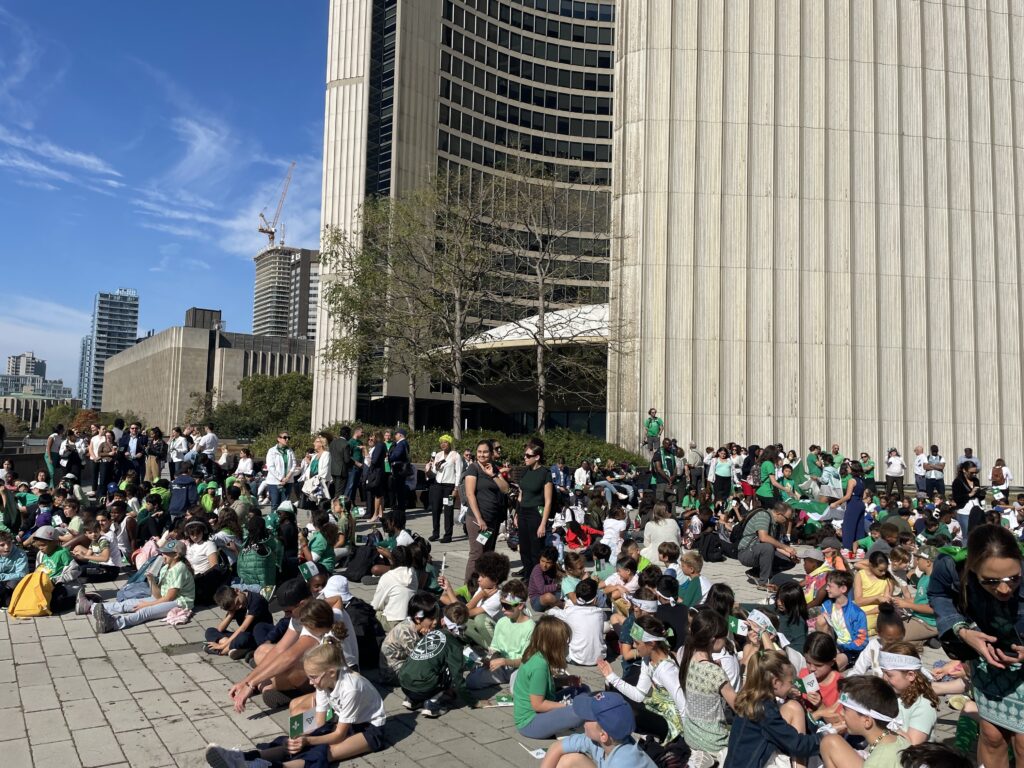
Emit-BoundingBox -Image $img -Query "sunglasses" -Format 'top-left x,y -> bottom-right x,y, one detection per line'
524,452 -> 536,458
500,602 -> 521,611
979,574 -> 1022,587
279,435 -> 290,439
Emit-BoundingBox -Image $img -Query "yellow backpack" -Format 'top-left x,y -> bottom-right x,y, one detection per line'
8,570 -> 54,618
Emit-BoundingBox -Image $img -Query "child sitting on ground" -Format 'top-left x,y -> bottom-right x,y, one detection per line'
677,551 -> 712,607
439,550 -> 509,648
379,591 -> 440,684
599,555 -> 639,606
204,585 -> 275,660
549,578 -> 606,666
28,525 -> 81,613
819,676 -> 909,768
466,580 -> 535,689
539,691 -> 655,768
0,530 -> 29,608
815,570 -> 868,669
657,541 -> 681,576
398,602 -> 484,717
599,506 -> 627,561
71,517 -> 121,581
528,546 -> 563,612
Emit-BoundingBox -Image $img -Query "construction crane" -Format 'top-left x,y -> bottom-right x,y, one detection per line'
258,161 -> 295,247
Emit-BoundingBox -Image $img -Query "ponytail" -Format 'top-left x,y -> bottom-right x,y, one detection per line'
303,640 -> 346,673
733,649 -> 792,720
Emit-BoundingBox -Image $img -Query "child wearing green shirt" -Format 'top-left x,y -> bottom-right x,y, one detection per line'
467,580 -> 536,689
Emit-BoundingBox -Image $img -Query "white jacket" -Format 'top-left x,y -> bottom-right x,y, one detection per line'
300,451 -> 332,497
265,446 -> 298,484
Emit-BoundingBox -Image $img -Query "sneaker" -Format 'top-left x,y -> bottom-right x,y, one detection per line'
261,688 -> 292,709
76,589 -> 93,616
228,647 -> 249,661
615,492 -> 628,500
360,575 -> 381,586
205,744 -> 246,768
419,700 -> 448,718
91,603 -> 117,634
402,698 -> 415,710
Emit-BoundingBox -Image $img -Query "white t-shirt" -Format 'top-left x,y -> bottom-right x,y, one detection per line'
925,455 -> 944,480
300,608 -> 360,670
885,456 -> 907,477
548,603 -> 606,666
197,432 -> 219,457
186,540 -> 219,575
395,530 -> 415,548
315,669 -> 387,725
371,566 -> 416,622
109,521 -> 131,559
92,532 -> 122,568
600,518 -> 627,553
89,434 -> 105,461
913,454 -> 927,477
473,587 -> 503,620
236,457 -> 254,476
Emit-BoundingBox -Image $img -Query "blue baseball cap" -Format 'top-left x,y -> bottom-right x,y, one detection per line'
572,692 -> 635,741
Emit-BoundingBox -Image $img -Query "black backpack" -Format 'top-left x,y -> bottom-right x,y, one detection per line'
696,529 -> 725,563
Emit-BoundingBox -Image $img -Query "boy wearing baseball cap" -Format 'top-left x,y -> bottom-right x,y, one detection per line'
540,691 -> 655,768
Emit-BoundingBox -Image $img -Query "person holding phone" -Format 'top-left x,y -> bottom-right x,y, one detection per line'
929,524 -> 1024,768
462,439 -> 509,582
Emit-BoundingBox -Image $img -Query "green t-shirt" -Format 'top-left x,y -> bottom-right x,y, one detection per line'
159,561 -> 196,609
804,453 -> 823,478
862,460 -> 876,479
833,452 -> 846,469
756,461 -> 776,498
513,652 -> 555,729
67,516 -> 84,534
912,574 -> 936,627
309,531 -> 335,571
38,547 -> 72,578
561,575 -> 581,596
645,417 -> 664,437
349,438 -> 363,464
863,736 -> 910,768
898,696 -> 937,738
594,564 -> 616,581
490,617 -> 535,660
856,535 -> 874,551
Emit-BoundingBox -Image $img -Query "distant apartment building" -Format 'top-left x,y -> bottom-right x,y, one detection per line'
81,288 -> 139,409
0,375 -> 72,399
253,246 -> 319,340
1,394 -> 82,431
7,352 -> 46,378
102,308 -> 314,430
78,335 -> 92,402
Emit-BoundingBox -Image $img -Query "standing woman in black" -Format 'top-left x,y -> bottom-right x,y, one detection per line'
517,437 -> 554,580
929,524 -> 1024,768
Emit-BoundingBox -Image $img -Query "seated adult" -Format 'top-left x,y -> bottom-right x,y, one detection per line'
228,578 -> 317,712
737,502 -> 797,589
639,501 -> 680,564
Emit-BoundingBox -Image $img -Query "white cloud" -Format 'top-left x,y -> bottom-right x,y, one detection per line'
166,115 -> 236,188
0,124 -> 120,177
0,297 -> 91,387
0,149 -> 73,182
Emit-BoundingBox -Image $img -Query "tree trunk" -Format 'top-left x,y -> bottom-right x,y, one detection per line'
452,297 -> 464,440
407,373 -> 417,431
536,278 -> 546,434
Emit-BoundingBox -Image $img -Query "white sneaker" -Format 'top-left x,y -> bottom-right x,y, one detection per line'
205,744 -> 246,768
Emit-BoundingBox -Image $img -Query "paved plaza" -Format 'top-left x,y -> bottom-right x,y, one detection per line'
1,507 -> 961,768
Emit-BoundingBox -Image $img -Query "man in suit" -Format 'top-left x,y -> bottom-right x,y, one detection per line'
118,422 -> 148,479
327,426 -> 352,498
388,428 -> 411,513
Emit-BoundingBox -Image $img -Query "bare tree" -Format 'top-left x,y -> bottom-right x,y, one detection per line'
319,168 -> 499,439
482,161 -> 614,432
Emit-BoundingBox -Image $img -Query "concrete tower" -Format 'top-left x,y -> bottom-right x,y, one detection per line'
609,0 -> 1024,472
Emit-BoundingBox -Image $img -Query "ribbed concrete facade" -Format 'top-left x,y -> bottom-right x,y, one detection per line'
609,1 -> 1024,473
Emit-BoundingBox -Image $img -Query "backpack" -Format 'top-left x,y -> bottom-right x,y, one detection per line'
8,571 -> 54,618
695,529 -> 725,563
992,466 -> 1006,486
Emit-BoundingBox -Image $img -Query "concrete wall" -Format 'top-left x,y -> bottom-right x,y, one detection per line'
609,0 -> 1024,473
102,327 -> 211,429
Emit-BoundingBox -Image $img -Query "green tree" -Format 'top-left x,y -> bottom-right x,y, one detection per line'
40,404 -> 75,436
0,412 -> 30,437
237,373 -> 313,437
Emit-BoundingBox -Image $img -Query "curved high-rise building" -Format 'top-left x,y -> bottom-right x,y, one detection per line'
609,1 -> 1024,472
314,0 -> 616,429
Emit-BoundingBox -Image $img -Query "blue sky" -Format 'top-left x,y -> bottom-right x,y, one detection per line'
0,2 -> 328,391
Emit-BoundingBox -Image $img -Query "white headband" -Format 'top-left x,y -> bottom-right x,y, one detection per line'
629,598 -> 658,613
654,589 -> 674,602
629,623 -> 667,644
839,692 -> 900,731
441,616 -> 464,636
879,651 -> 923,671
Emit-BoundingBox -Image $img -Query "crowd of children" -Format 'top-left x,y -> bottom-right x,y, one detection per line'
2,434 -> 1015,768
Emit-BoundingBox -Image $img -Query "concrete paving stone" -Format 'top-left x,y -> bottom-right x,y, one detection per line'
442,735 -> 520,767
11,641 -> 45,664
359,748 -> 421,768
115,727 -> 177,768
176,625 -> 208,643
85,655 -> 121,679
0,707 -> 26,741
8,622 -> 39,643
160,668 -> 202,694
221,705 -> 289,740
0,681 -> 20,706
174,748 -> 216,768
36,616 -> 69,636
194,677 -> 232,700
140,652 -> 179,673
190,714 -> 256,751
25,708 -> 70,743
416,755 -> 473,768
54,675 -> 96,702
0,664 -> 13,684
118,666 -> 163,693
126,632 -> 163,655
184,659 -> 230,685
73,636 -> 110,658
132,691 -> 184,721
103,698 -> 151,732
75,724 -> 128,767
0,643 -> 12,663
97,630 -> 134,650
66,619 -> 100,639
0,737 -> 32,768
14,661 -> 52,687
488,736 -> 549,766
30,738 -> 80,766
175,689 -> 223,720
45,652 -> 84,678
148,627 -> 186,647
90,675 -> 131,704
19,682 -> 60,713
392,734 -> 449,761
64,697 -> 111,730
154,715 -> 207,753
41,634 -> 75,655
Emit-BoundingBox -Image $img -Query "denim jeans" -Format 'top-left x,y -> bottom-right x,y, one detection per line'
267,483 -> 291,512
516,686 -> 591,739
344,467 -> 362,503
106,598 -> 178,629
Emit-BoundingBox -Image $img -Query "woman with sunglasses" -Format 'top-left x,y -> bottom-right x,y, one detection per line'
929,524 -> 1024,768
517,437 -> 553,579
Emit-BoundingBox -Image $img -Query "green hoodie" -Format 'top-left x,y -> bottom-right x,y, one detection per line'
398,628 -> 472,705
